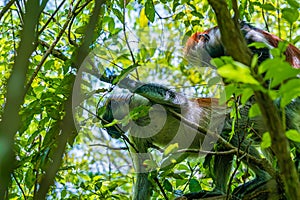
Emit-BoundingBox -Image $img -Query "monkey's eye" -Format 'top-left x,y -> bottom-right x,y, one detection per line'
202,33 -> 210,41
196,33 -> 210,42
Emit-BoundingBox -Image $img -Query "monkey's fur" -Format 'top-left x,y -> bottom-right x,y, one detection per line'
100,78 -> 299,199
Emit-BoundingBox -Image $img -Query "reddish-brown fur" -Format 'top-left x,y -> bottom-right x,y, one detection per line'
185,25 -> 300,68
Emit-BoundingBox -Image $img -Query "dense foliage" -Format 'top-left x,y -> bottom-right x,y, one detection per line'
0,0 -> 299,199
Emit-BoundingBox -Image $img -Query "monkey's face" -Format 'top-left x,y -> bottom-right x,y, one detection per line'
184,27 -> 224,68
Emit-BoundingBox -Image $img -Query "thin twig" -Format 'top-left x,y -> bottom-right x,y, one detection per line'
276,0 -> 281,38
12,172 -> 27,200
0,0 -> 17,22
89,143 -> 128,150
38,0 -> 66,35
153,177 -> 169,200
10,8 -> 17,57
261,0 -> 270,32
175,148 -> 238,155
15,0 -> 24,25
182,161 -> 198,192
24,5 -> 75,96
122,0 -> 139,80
33,134 -> 42,196
38,40 -> 68,61
67,0 -> 93,46
79,105 -> 139,153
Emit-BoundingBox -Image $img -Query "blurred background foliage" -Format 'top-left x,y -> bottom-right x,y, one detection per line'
0,0 -> 299,199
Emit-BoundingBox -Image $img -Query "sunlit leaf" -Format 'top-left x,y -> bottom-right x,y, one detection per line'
282,8 -> 299,24
241,88 -> 254,105
286,130 -> 300,142
260,58 -> 299,88
139,8 -> 149,28
287,0 -> 300,8
164,143 -> 179,156
261,132 -> 271,149
112,63 -> 139,84
279,79 -> 300,107
218,63 -> 259,85
249,103 -> 261,118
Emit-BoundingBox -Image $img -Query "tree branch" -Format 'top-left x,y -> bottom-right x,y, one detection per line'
24,5 -> 74,96
208,0 -> 252,66
0,0 -> 46,198
34,0 -> 106,199
38,40 -> 68,61
207,0 -> 300,199
0,0 -> 17,22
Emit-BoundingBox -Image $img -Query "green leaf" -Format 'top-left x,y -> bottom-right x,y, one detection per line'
189,178 -> 201,192
112,63 -> 139,84
208,76 -> 222,87
143,159 -> 158,170
175,12 -> 185,20
261,132 -> 271,149
191,11 -> 203,18
112,8 -> 124,23
176,179 -> 188,187
43,123 -> 59,147
139,7 -> 149,28
261,3 -> 275,11
282,8 -> 299,24
249,103 -> 261,118
217,63 -> 259,85
173,0 -> 180,12
163,179 -> 173,192
75,25 -> 87,34
164,143 -> 179,156
259,58 -> 299,88
103,119 -> 119,128
286,130 -> 300,142
248,42 -> 270,49
287,0 -> 300,8
211,57 -> 225,68
145,0 -> 155,23
177,163 -> 189,171
129,105 -> 151,121
44,59 -> 54,70
241,88 -> 254,105
224,84 -> 238,102
279,79 -> 300,107
108,18 -> 115,32
25,168 -> 35,190
108,182 -> 118,192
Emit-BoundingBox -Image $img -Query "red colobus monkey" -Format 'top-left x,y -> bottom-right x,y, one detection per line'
101,22 -> 300,200
182,21 -> 300,198
185,21 -> 300,68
